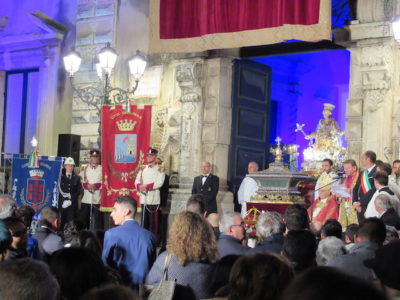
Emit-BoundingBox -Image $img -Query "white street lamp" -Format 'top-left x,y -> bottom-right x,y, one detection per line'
63,50 -> 82,77
129,50 -> 147,81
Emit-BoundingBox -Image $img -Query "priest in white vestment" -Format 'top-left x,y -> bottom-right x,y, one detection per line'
238,162 -> 259,217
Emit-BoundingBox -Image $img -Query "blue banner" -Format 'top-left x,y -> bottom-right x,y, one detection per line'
11,155 -> 63,216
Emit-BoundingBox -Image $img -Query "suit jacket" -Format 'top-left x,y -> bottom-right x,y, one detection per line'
102,219 -> 156,287
59,173 -> 82,210
355,166 -> 377,222
192,174 -> 219,214
381,208 -> 400,230
217,234 -> 249,258
247,234 -> 284,255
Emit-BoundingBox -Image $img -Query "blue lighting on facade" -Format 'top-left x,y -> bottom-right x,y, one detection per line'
252,49 -> 350,166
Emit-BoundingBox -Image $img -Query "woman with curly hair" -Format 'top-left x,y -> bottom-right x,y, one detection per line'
145,211 -> 218,299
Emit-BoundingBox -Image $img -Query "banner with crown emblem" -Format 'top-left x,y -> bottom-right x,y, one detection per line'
101,105 -> 152,211
11,155 -> 63,216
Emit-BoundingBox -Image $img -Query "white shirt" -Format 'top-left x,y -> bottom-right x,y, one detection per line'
312,198 -> 328,219
135,165 -> 165,205
365,187 -> 400,218
80,165 -> 102,205
202,173 -> 210,185
238,176 -> 258,217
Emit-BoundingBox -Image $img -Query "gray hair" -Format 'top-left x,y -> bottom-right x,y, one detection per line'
375,194 -> 393,211
256,211 -> 285,238
0,194 -> 16,220
316,236 -> 346,266
219,212 -> 241,233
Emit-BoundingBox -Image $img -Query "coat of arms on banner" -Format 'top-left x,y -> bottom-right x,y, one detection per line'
115,134 -> 137,163
12,155 -> 63,215
101,105 -> 152,211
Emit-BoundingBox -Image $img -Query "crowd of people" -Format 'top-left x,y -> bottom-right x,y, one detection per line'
0,150 -> 399,299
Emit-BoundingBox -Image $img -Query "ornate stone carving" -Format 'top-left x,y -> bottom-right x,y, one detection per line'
176,62 -> 203,103
365,90 -> 387,111
362,71 -> 391,111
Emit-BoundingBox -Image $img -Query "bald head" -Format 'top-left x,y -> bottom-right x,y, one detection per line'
248,162 -> 259,173
201,161 -> 212,175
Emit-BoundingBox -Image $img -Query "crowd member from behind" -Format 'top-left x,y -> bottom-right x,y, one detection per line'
186,194 -> 206,216
316,236 -> 346,265
14,205 -> 37,258
365,171 -> 399,218
3,217 -> 28,259
217,212 -> 249,258
209,254 -> 240,298
207,213 -> 220,240
102,196 -> 155,288
33,206 -> 63,260
378,161 -> 400,200
283,204 -> 309,233
280,266 -> 387,300
365,239 -> 400,300
228,253 -> 294,300
0,194 -> 16,219
66,230 -> 103,257
327,217 -> 386,281
320,219 -> 342,239
0,258 -> 60,300
248,211 -> 285,254
282,230 -> 317,274
82,284 -> 141,300
146,211 -> 217,300
344,223 -> 359,251
375,194 -> 400,230
385,225 -> 399,245
49,247 -> 110,300
0,220 -> 12,261
59,157 -> 82,230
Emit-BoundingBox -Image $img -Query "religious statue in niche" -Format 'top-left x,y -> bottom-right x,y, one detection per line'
296,103 -> 347,171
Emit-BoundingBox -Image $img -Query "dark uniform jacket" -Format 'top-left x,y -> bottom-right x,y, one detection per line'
355,166 -> 377,222
192,173 -> 219,214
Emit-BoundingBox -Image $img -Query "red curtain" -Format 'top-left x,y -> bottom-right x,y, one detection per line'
101,105 -> 152,211
160,0 -> 321,39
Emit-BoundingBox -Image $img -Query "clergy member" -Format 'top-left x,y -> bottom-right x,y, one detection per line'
308,174 -> 339,232
238,161 -> 259,217
314,158 -> 336,199
338,159 -> 360,228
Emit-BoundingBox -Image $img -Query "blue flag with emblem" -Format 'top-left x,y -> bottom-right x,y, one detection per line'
11,155 -> 63,216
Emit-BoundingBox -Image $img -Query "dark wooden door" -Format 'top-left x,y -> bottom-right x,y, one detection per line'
229,59 -> 272,209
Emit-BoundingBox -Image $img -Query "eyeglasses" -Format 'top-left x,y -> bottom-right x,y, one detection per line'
231,221 -> 245,228
12,229 -> 27,237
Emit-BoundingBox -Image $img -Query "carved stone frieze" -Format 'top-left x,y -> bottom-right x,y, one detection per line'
176,62 -> 203,103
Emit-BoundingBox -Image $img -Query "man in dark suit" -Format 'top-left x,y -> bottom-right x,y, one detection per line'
58,157 -> 82,230
192,161 -> 219,214
375,194 -> 400,230
353,151 -> 377,223
102,196 -> 156,288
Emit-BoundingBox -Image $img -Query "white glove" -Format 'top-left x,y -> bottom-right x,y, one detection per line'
62,200 -> 72,209
60,191 -> 71,199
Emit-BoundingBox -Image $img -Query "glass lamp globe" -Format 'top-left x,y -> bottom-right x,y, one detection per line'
128,50 -> 147,80
98,42 -> 118,75
63,51 -> 82,77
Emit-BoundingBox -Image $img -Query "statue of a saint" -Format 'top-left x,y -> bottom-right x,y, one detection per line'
306,103 -> 343,150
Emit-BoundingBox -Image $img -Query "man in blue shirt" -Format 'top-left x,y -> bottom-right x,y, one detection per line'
102,196 -> 156,288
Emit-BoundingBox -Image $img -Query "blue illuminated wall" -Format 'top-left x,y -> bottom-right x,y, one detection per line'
252,49 -> 350,166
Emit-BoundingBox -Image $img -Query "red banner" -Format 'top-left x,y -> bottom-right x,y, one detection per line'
160,0 -> 321,39
101,105 -> 152,211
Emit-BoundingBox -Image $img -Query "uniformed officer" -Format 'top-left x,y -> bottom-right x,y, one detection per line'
59,157 -> 82,230
79,149 -> 102,229
135,148 -> 165,235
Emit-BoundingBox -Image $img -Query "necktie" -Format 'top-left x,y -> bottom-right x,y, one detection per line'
68,174 -> 71,180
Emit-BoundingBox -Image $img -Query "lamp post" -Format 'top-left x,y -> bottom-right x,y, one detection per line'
63,43 -> 147,149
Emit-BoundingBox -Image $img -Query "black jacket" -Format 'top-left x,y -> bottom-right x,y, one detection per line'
381,208 -> 400,230
59,173 -> 82,210
192,174 -> 219,214
355,166 -> 377,222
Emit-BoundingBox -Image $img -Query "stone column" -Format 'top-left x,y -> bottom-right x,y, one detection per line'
346,0 -> 400,162
168,57 -> 234,221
